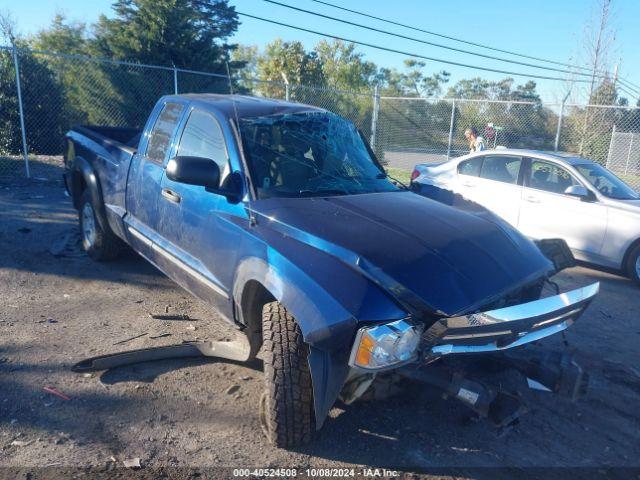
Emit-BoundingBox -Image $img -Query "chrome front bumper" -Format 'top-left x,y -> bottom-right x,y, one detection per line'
424,282 -> 599,356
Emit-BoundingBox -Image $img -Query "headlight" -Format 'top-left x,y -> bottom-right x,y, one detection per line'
349,319 -> 423,370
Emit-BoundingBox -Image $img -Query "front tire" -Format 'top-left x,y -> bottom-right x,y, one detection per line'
78,190 -> 123,261
626,244 -> 640,286
260,301 -> 315,448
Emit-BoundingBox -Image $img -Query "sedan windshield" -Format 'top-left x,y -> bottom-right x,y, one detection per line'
239,111 -> 400,198
575,163 -> 639,200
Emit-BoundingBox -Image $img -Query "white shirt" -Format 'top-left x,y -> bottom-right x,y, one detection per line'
470,136 -> 486,153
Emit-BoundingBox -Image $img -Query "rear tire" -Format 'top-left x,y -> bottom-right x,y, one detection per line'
625,244 -> 640,286
260,301 -> 315,448
78,190 -> 123,261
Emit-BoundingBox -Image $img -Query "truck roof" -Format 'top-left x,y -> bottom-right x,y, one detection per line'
164,93 -> 326,119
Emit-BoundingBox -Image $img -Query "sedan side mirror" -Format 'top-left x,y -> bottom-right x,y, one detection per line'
166,156 -> 220,189
564,184 -> 593,200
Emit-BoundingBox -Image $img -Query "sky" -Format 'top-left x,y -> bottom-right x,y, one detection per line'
1,0 -> 639,104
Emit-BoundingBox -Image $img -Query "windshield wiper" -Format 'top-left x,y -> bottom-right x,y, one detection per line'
377,172 -> 409,190
297,189 -> 352,197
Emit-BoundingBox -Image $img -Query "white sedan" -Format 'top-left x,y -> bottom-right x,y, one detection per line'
411,149 -> 640,285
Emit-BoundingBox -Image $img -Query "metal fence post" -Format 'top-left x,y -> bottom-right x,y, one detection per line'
554,101 -> 566,152
173,66 -> 178,94
446,99 -> 456,159
12,44 -> 30,178
605,124 -> 616,169
625,132 -> 634,176
370,84 -> 380,150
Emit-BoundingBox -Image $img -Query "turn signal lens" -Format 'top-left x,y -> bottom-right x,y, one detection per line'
410,169 -> 420,182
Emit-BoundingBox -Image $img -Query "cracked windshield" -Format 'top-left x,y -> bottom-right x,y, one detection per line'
240,111 -> 401,198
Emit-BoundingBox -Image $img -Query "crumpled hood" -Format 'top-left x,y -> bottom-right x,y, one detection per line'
251,191 -> 553,317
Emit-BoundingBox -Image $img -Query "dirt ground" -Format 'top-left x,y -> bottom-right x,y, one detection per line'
1,162 -> 640,478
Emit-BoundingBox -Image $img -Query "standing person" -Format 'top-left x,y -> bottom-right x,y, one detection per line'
464,127 -> 486,153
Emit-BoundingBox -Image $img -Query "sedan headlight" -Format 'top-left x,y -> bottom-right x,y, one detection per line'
349,319 -> 423,370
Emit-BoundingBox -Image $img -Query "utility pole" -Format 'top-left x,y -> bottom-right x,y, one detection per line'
280,71 -> 290,101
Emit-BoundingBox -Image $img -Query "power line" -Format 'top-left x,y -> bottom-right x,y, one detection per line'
237,12 -> 591,83
264,0 -> 609,81
308,0 -> 640,91
618,84 -> 639,102
618,78 -> 640,95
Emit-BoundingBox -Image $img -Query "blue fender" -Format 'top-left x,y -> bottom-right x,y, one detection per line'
72,156 -> 111,232
233,254 -> 357,428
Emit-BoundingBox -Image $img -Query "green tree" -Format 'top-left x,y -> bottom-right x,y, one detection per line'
93,0 -> 240,71
315,40 -> 377,92
31,14 -> 90,55
256,38 -> 324,99
0,45 -> 67,156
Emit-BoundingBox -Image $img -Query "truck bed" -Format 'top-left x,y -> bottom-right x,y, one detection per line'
64,125 -> 143,238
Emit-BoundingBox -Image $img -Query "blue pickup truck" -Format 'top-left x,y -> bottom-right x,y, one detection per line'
64,94 -> 598,447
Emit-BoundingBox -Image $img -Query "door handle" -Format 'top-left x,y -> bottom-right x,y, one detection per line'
161,188 -> 181,204
462,181 -> 476,187
524,195 -> 541,203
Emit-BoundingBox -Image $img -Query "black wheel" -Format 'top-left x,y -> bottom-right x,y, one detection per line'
78,190 -> 123,261
260,301 -> 315,448
626,244 -> 640,286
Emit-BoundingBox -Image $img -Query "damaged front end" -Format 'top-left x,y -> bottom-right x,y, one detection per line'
344,279 -> 598,430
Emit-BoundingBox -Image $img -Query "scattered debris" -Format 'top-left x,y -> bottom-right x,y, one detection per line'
63,294 -> 70,298
241,376 -> 252,381
186,324 -> 197,331
150,313 -> 190,321
226,385 -> 240,395
82,373 -> 93,378
600,309 -> 613,319
37,318 -> 58,324
43,386 -> 71,401
149,332 -> 172,339
11,440 -> 33,447
113,332 -> 148,345
123,457 -> 141,469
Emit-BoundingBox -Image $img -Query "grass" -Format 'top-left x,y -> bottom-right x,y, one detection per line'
385,167 -> 412,186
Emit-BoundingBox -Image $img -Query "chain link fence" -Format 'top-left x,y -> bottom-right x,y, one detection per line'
1,45 -> 639,190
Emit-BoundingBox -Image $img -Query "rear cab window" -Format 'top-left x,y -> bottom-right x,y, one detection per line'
145,102 -> 185,164
528,159 -> 580,194
480,155 -> 522,184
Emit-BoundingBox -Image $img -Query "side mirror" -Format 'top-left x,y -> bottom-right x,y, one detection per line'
166,156 -> 220,189
564,184 -> 591,199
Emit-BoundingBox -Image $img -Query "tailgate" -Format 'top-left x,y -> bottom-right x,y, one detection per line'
424,283 -> 599,355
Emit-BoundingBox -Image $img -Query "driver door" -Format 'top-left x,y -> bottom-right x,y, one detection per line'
155,108 -> 246,319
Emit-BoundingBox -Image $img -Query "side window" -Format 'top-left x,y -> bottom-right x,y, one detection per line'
146,102 -> 185,164
458,157 -> 482,176
177,110 -> 229,179
529,160 -> 579,194
480,156 -> 521,184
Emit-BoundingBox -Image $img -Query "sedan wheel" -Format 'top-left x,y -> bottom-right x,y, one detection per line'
626,244 -> 640,286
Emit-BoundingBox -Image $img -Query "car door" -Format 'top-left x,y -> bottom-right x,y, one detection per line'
125,101 -> 186,256
466,154 -> 524,227
517,158 -> 607,260
455,156 -> 484,202
155,108 -> 246,319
